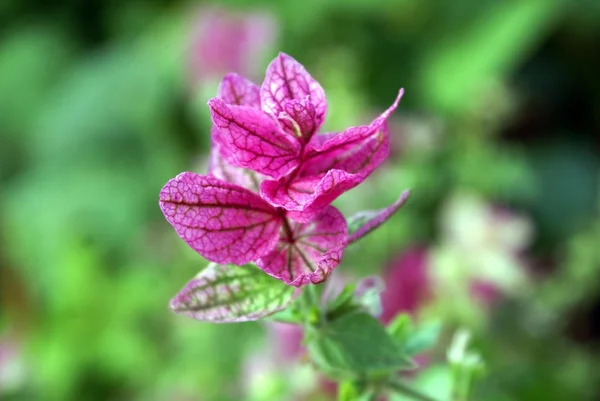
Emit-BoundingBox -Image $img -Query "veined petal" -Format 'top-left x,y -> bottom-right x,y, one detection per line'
217,73 -> 261,107
159,172 -> 281,265
307,132 -> 338,149
261,53 -> 326,131
213,74 -> 262,163
211,126 -> 239,165
278,97 -> 318,142
260,169 -> 364,221
256,206 -> 348,286
301,89 -> 404,177
208,97 -> 301,179
208,142 -> 265,192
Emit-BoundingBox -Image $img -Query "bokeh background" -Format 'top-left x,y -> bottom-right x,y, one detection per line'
1,0 -> 599,400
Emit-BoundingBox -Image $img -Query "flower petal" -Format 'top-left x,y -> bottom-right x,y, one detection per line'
260,169 -> 364,221
212,74 -> 262,163
217,73 -> 261,107
210,125 -> 238,165
159,172 -> 282,265
261,53 -> 326,131
278,97 -> 317,142
208,142 -> 265,192
307,132 -> 338,149
347,190 -> 411,245
170,263 -> 296,323
301,89 -> 404,177
256,206 -> 348,286
208,97 -> 302,179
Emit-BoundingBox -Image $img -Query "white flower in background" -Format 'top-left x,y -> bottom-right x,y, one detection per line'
431,191 -> 533,309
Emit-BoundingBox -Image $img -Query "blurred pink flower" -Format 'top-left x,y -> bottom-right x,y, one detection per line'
0,335 -> 24,393
380,195 -> 532,327
469,278 -> 502,307
187,7 -> 278,86
380,246 -> 431,324
267,322 -> 305,365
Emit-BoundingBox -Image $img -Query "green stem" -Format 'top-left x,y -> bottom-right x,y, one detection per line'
302,283 -> 321,326
387,379 -> 438,401
305,283 -> 320,307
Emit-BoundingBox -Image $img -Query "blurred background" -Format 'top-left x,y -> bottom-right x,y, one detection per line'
1,0 -> 599,400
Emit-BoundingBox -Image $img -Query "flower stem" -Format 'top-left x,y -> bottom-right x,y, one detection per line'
387,379 -> 439,401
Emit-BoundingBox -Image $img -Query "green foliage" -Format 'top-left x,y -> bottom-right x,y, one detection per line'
419,0 -> 562,114
307,311 -> 413,380
387,314 -> 442,357
447,330 -> 485,401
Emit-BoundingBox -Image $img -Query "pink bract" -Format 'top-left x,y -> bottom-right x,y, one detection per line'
159,173 -> 349,286
208,73 -> 266,190
159,172 -> 282,265
208,142 -> 265,192
347,190 -> 411,244
261,53 -> 327,135
209,97 -> 302,180
257,206 -> 347,286
208,52 -> 404,219
162,52 -> 403,287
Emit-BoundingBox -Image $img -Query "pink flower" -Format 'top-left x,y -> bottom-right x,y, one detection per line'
380,247 -> 431,324
187,7 -> 277,85
380,247 -> 507,324
267,322 -> 306,364
160,53 -> 403,286
0,335 -> 24,393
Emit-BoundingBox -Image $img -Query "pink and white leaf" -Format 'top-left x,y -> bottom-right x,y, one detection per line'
159,172 -> 281,265
261,53 -> 326,131
208,142 -> 265,192
301,89 -> 404,177
217,73 -> 261,108
260,169 -> 364,221
170,263 -> 296,323
278,97 -> 318,142
347,190 -> 411,245
256,206 -> 348,286
208,97 -> 301,179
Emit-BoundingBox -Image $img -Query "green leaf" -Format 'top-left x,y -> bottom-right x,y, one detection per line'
325,283 -> 359,321
266,305 -> 303,324
354,276 -> 385,317
403,320 -> 442,356
338,380 -> 361,401
307,311 -> 413,380
338,380 -> 376,401
169,263 -> 296,323
387,314 -> 413,345
388,315 -> 442,357
447,330 -> 485,400
388,366 -> 452,401
347,191 -> 410,245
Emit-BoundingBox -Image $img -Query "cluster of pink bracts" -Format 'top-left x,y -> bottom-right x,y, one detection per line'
160,53 -> 403,286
